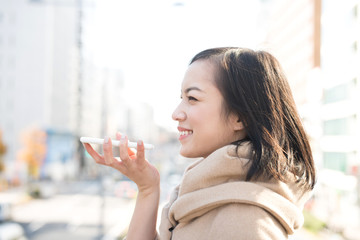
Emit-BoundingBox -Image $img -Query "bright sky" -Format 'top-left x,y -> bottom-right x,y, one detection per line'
89,0 -> 267,131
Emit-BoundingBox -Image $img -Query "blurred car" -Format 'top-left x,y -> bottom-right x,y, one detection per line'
113,180 -> 138,199
0,202 -> 11,221
0,203 -> 27,240
0,222 -> 27,240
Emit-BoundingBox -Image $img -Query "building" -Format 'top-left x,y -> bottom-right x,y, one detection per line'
265,0 -> 360,237
0,0 -> 80,182
264,0 -> 322,164
320,0 -> 359,176
317,1 -> 360,236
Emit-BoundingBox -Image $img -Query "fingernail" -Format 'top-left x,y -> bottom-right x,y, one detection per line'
104,136 -> 109,144
137,140 -> 143,146
120,135 -> 127,144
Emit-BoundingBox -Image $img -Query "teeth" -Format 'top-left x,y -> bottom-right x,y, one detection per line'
180,131 -> 193,136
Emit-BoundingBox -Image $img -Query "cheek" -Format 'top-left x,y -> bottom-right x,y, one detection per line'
187,108 -> 204,124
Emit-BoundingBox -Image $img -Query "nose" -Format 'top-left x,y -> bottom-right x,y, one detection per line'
172,104 -> 186,122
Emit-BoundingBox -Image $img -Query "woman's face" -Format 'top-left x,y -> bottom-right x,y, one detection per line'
172,60 -> 245,158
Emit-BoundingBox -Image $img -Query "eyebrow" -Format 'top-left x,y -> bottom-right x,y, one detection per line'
184,86 -> 203,94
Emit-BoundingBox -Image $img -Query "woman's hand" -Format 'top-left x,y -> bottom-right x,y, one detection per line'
84,133 -> 160,239
83,132 -> 160,196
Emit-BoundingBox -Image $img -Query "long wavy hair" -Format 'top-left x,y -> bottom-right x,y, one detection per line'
190,47 -> 316,190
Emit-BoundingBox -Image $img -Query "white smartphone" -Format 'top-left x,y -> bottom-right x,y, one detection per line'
80,137 -> 154,150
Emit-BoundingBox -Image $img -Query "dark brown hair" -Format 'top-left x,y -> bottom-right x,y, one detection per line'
190,47 -> 316,190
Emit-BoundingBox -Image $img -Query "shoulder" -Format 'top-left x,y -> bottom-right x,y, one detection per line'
207,203 -> 288,240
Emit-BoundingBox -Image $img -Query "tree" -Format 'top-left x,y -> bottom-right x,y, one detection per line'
17,128 -> 47,180
0,129 -> 6,173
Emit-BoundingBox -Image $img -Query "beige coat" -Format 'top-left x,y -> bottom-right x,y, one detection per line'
156,143 -> 312,240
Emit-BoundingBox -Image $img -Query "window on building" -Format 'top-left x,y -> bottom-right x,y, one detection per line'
323,79 -> 356,103
7,56 -> 15,68
8,35 -> 16,47
323,115 -> 357,135
9,12 -> 16,25
323,84 -> 347,103
323,152 -> 347,172
7,76 -> 15,90
353,41 -> 358,52
7,97 -> 13,111
323,151 -> 356,173
353,4 -> 358,18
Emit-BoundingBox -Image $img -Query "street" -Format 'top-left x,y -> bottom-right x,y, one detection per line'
5,180 -> 136,240
2,178 -> 354,240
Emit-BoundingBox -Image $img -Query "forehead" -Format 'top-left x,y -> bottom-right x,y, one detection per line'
181,60 -> 217,91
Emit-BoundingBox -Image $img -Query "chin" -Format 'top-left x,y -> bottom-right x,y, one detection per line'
180,148 -> 205,159
180,152 -> 195,158
180,148 -> 196,158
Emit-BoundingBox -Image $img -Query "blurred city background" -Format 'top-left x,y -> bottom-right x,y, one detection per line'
0,0 -> 359,239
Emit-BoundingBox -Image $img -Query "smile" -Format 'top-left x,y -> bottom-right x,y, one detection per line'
180,130 -> 193,136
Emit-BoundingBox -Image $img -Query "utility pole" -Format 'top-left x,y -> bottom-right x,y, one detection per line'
76,0 -> 85,176
98,68 -> 108,238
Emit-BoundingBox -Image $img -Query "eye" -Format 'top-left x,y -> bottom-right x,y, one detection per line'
187,96 -> 198,101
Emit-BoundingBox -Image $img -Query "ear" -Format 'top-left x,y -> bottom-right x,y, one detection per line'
229,114 -> 245,131
234,120 -> 245,131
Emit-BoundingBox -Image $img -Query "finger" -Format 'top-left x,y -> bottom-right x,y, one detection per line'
83,143 -> 105,164
115,132 -> 135,161
119,135 -> 130,163
116,132 -> 135,156
116,132 -> 135,160
116,132 -> 122,140
103,136 -> 114,164
136,140 -> 145,162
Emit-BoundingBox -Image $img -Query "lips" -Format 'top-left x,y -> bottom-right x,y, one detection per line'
177,126 -> 193,140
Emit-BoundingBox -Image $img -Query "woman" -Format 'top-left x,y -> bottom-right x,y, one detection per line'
83,47 -> 316,239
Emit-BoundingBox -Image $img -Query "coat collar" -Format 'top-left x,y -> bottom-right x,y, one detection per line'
159,143 -> 312,238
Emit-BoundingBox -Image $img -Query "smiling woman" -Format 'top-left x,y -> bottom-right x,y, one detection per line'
83,47 -> 316,240
172,60 -> 246,158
